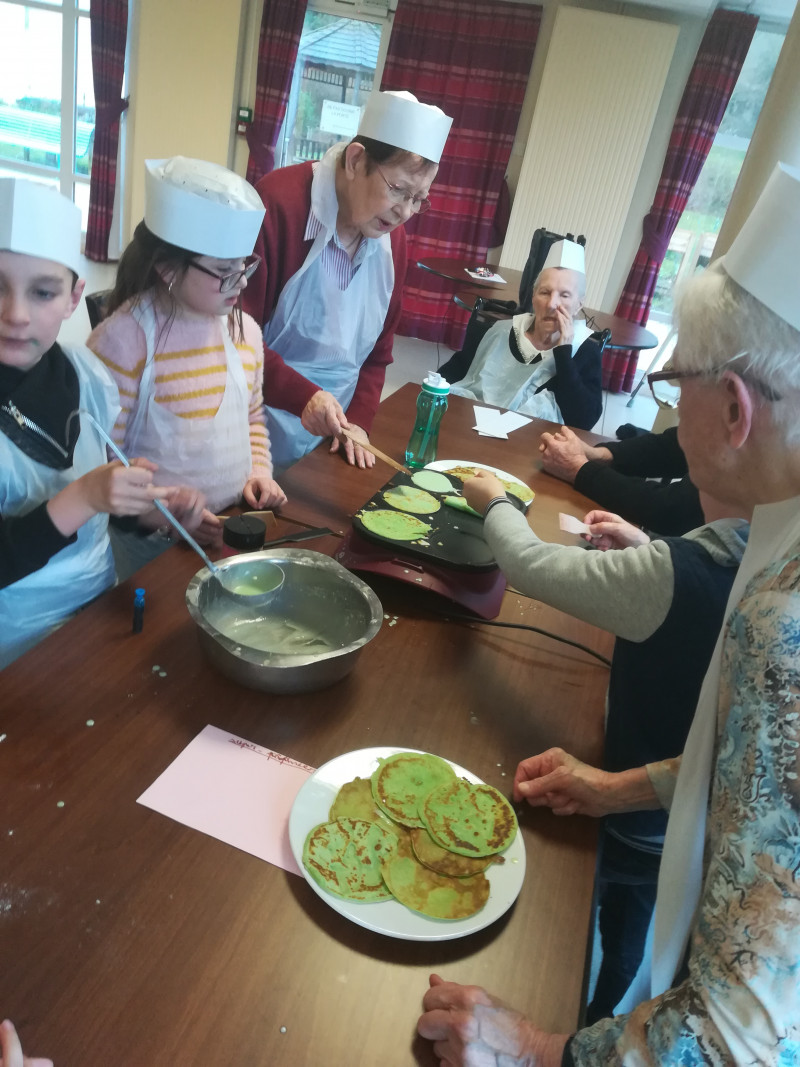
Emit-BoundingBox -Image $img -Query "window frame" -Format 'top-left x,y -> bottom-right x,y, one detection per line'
0,0 -> 92,207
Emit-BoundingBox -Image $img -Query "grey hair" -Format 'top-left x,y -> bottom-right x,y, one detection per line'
673,261 -> 800,441
532,266 -> 586,303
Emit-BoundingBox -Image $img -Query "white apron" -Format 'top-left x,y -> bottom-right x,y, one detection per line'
452,315 -> 593,421
264,147 -> 394,470
124,297 -> 252,514
0,345 -> 119,669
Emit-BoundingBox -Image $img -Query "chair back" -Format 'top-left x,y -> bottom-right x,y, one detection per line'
518,228 -> 586,312
85,290 -> 112,330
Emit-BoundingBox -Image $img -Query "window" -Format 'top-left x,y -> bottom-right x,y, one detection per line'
0,0 -> 94,229
649,26 -> 785,325
274,5 -> 390,170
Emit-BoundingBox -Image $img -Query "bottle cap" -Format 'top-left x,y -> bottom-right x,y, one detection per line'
222,515 -> 267,552
422,371 -> 450,395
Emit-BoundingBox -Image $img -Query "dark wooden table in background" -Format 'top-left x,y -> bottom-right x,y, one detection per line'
1,387 -> 612,1065
416,256 -> 659,352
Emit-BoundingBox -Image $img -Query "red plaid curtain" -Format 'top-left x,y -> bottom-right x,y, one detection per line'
604,9 -> 757,392
246,0 -> 307,185
382,0 -> 541,348
85,0 -> 128,262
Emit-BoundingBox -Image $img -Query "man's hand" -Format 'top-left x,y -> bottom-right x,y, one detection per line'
330,423 -> 375,469
300,390 -> 347,438
539,426 -> 612,483
417,975 -> 569,1067
582,509 -> 650,551
462,470 -> 508,515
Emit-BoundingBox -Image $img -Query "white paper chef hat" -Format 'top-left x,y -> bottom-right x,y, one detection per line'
721,161 -> 800,332
0,177 -> 82,276
542,239 -> 585,276
357,91 -> 453,164
144,157 -> 265,259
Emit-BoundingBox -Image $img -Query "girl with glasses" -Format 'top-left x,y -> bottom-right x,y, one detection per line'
88,157 -> 286,581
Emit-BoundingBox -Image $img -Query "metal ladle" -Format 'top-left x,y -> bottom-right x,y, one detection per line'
86,416 -> 284,607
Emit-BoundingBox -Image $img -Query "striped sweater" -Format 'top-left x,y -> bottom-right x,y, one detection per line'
87,300 -> 272,479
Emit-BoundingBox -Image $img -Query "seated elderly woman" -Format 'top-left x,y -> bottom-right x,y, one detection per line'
417,161 -> 800,1065
450,239 -> 603,430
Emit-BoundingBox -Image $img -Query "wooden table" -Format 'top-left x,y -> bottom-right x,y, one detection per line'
0,387 -> 612,1065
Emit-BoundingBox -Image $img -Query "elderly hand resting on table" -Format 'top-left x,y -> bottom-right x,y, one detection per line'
539,426 -> 612,484
0,1020 -> 51,1067
417,974 -> 570,1067
300,390 -> 376,469
514,748 -> 660,819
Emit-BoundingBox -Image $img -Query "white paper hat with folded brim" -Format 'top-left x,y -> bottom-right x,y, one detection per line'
144,157 -> 265,259
542,239 -> 585,276
0,177 -> 82,276
721,161 -> 800,332
356,90 -> 453,164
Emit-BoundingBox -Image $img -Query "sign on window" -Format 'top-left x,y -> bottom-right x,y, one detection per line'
320,100 -> 363,139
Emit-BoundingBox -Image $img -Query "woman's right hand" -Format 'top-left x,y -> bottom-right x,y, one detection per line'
301,390 -> 347,438
0,1019 -> 52,1067
582,509 -> 650,551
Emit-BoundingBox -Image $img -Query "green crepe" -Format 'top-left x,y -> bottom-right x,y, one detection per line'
371,752 -> 456,828
411,470 -> 454,494
381,834 -> 490,918
358,508 -> 432,541
302,818 -> 398,902
383,484 -> 441,515
421,779 -> 517,857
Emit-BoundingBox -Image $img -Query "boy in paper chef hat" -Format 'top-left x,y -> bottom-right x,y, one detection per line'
87,156 -> 285,582
0,177 -> 173,669
451,237 -> 602,429
417,162 -> 800,1066
242,90 -> 454,472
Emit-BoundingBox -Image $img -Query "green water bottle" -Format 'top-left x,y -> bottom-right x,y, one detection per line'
405,372 -> 450,469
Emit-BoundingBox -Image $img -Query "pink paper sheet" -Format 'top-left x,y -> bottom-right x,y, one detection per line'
137,725 -> 314,875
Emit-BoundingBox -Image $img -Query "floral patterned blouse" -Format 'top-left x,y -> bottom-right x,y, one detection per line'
569,533 -> 800,1065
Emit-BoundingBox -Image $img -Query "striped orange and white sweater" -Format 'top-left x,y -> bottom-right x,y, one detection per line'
87,299 -> 273,479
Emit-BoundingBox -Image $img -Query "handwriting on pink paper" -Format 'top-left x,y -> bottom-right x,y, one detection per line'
227,737 -> 314,773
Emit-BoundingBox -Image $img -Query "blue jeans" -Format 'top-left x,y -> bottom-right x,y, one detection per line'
586,828 -> 662,1025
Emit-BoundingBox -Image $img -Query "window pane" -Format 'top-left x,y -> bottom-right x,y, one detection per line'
649,27 -> 784,323
75,15 -> 94,178
73,177 -> 90,231
78,0 -> 90,10
0,4 -> 63,173
276,11 -> 380,169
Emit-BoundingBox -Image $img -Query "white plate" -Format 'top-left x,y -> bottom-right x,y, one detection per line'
425,460 -> 532,506
288,746 -> 526,942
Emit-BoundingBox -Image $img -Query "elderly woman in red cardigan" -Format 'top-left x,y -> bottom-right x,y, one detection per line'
243,90 -> 452,471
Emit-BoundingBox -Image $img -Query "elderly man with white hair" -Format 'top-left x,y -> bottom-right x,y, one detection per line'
450,240 -> 603,430
416,161 -> 800,1065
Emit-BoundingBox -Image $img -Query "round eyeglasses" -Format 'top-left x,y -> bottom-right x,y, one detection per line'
189,255 -> 261,293
374,165 -> 431,214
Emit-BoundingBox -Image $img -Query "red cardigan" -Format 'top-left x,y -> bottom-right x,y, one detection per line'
243,161 -> 408,434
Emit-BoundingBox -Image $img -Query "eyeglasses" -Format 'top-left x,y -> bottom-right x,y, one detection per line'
647,360 -> 783,409
374,165 -> 431,214
188,255 -> 261,293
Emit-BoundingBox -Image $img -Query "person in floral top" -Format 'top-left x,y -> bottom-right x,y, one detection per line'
417,162 -> 800,1067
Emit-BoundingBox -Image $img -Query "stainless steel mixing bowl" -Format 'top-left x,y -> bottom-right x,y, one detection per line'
185,549 -> 383,693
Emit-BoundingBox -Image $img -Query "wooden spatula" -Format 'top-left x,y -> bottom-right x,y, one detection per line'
339,428 -> 410,476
